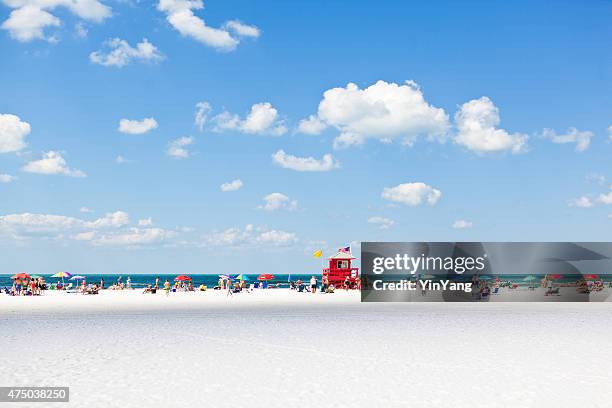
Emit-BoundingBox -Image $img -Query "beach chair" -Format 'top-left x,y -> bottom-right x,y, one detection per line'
492,287 -> 500,295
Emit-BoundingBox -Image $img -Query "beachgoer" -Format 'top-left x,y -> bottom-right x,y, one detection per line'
344,276 -> 350,291
100,277 -> 104,289
126,276 -> 132,289
310,276 -> 317,294
164,279 -> 171,296
155,277 -> 160,290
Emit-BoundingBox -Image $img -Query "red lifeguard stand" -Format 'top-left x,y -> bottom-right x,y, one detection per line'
323,249 -> 359,287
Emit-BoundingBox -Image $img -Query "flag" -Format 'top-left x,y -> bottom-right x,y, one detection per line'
313,249 -> 323,258
339,246 -> 350,254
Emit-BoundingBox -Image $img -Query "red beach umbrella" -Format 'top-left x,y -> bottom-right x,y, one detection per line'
257,274 -> 275,281
174,275 -> 192,281
583,274 -> 599,280
548,274 -> 563,280
11,272 -> 30,280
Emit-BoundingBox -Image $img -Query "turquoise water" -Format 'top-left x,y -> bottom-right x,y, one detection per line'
0,274 -> 317,289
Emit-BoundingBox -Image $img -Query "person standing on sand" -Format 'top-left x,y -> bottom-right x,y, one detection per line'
164,279 -> 171,296
344,276 -> 350,291
310,276 -> 317,294
100,277 -> 104,289
126,276 -> 132,289
155,277 -> 160,290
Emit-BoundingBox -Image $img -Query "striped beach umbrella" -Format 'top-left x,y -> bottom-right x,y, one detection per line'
51,271 -> 72,287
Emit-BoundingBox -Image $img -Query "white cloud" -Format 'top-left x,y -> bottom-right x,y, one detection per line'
272,150 -> 339,172
607,125 -> 612,141
541,127 -> 593,152
223,20 -> 260,38
300,80 -> 450,148
194,101 -> 211,131
138,217 -> 153,226
598,192 -> 612,205
90,38 -> 164,67
568,196 -> 594,208
297,115 -> 327,135
382,182 -> 442,206
167,136 -> 194,158
115,155 -> 130,164
0,114 -> 30,153
0,210 -> 175,247
454,96 -> 528,154
586,173 -> 606,185
74,21 -> 87,38
22,151 -> 86,177
79,207 -> 93,213
220,179 -> 243,192
0,174 -> 16,183
1,0 -> 111,42
258,193 -> 297,211
452,220 -> 473,229
157,0 -> 259,51
118,117 -> 158,134
213,102 -> 287,136
203,224 -> 297,247
367,216 -> 394,230
85,210 -> 129,228
256,230 -> 297,245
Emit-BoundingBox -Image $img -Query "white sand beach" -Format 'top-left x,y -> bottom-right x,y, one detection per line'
2,290 -> 612,408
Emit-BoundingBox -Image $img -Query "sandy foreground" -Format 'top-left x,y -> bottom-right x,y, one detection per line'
2,290 -> 612,408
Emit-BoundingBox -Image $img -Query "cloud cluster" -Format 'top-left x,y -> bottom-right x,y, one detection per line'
167,136 -> 194,158
272,150 -> 339,172
212,102 -> 287,136
22,151 -> 86,177
541,127 -> 593,152
367,216 -> 394,230
118,117 -> 158,134
258,193 -> 297,211
157,0 -> 259,51
90,38 -> 164,67
220,179 -> 243,192
382,182 -> 441,206
203,224 -> 297,247
298,80 -> 450,149
0,113 -> 30,153
454,97 -> 528,154
194,101 -> 212,131
1,0 -> 111,42
0,174 -> 16,183
0,210 -> 175,247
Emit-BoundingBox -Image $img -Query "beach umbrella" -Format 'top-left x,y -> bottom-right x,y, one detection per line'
257,274 -> 275,281
548,274 -> 563,280
583,274 -> 599,280
51,271 -> 72,287
174,275 -> 192,281
11,272 -> 31,280
30,275 -> 42,279
236,274 -> 249,281
523,276 -> 536,281
70,275 -> 86,280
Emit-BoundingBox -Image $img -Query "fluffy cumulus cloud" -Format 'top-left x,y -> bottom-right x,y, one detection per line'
167,136 -> 194,158
541,127 -> 593,152
1,0 -> 111,42
0,210 -> 175,247
194,101 -> 212,131
272,150 -> 339,172
0,114 -> 30,153
157,0 -> 259,51
452,220 -> 473,229
598,192 -> 612,205
297,80 -> 450,149
258,193 -> 297,211
454,97 -> 527,154
90,38 -> 164,67
367,216 -> 394,230
203,224 -> 297,247
568,196 -> 594,208
118,117 -> 158,134
22,151 -> 86,177
220,179 -> 243,192
608,125 -> 612,141
213,102 -> 287,136
381,182 -> 441,206
0,174 -> 16,183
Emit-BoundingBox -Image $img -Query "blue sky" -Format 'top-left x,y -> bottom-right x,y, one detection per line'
0,0 -> 611,275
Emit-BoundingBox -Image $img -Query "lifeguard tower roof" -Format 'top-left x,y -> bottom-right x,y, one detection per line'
329,251 -> 356,260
